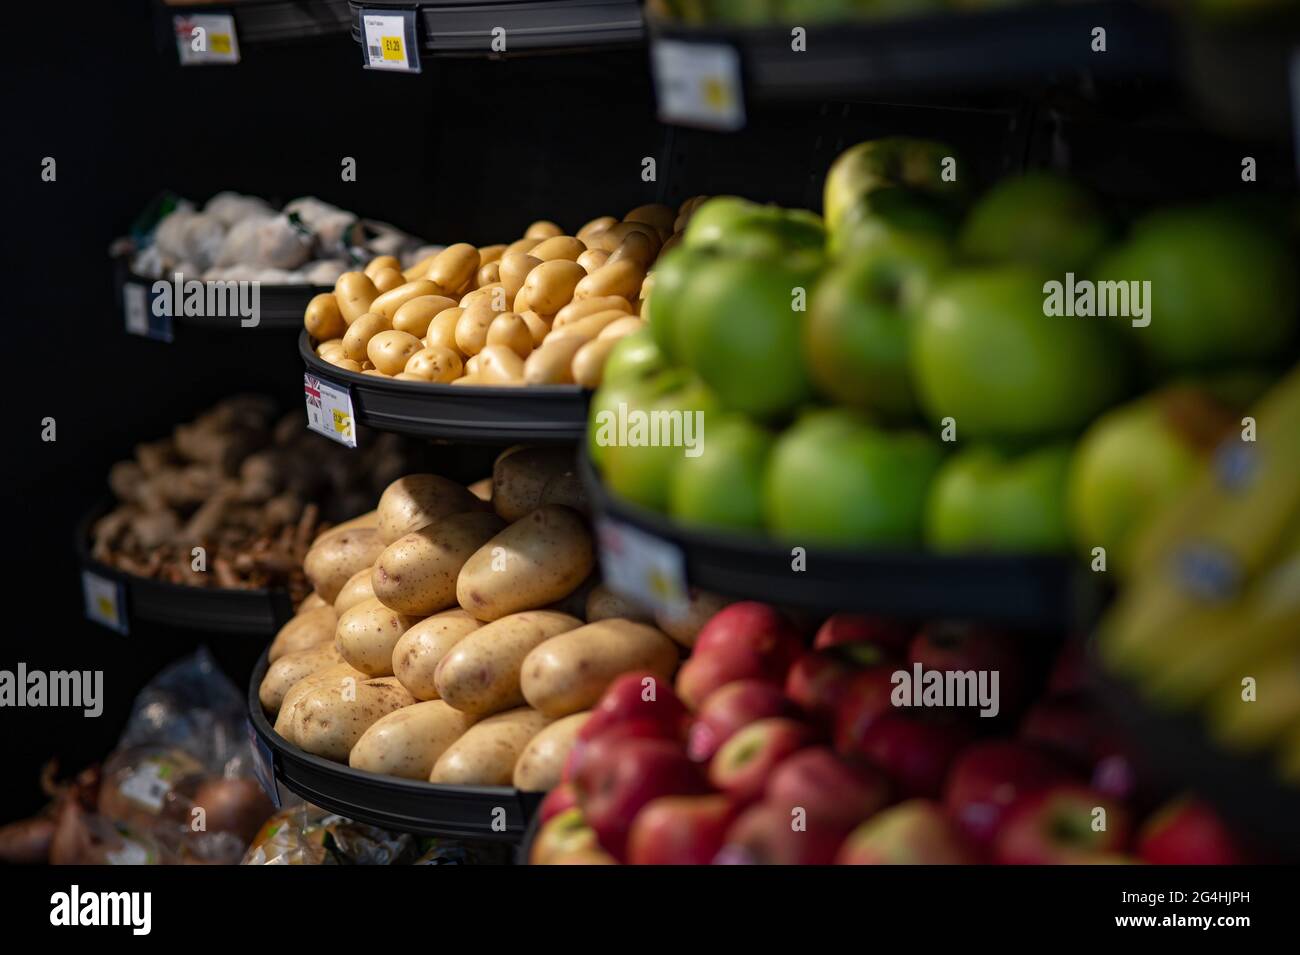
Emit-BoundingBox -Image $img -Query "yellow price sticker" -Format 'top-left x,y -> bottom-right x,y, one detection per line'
97,595 -> 116,621
211,33 -> 232,55
332,409 -> 353,438
382,36 -> 404,61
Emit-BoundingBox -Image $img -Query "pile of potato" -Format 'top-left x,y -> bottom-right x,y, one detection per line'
258,448 -> 723,791
302,198 -> 707,388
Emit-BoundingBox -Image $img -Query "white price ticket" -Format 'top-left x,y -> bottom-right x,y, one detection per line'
83,570 -> 127,634
596,517 -> 690,616
652,39 -> 745,131
174,13 -> 241,66
362,11 -> 420,72
119,760 -> 173,813
305,373 -> 357,448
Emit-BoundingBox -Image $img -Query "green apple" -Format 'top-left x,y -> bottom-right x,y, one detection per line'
588,373 -> 667,472
646,245 -> 712,363
598,372 -> 718,513
926,443 -> 1073,553
601,327 -> 666,387
1067,388 -> 1232,574
823,137 -> 963,236
1092,206 -> 1297,371
676,254 -> 820,418
911,266 -> 1131,443
832,185 -> 958,253
959,172 -> 1109,274
806,230 -> 950,419
763,408 -> 944,547
669,413 -> 773,532
682,196 -> 767,250
684,197 -> 824,258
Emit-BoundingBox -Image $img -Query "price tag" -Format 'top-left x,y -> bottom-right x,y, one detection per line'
595,517 -> 690,616
651,39 -> 745,131
361,10 -> 421,73
83,570 -> 128,634
247,719 -> 282,809
174,13 -> 241,66
119,760 -> 173,813
122,281 -> 172,342
304,373 -> 357,448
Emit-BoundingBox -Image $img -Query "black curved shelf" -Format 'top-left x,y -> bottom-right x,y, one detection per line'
581,450 -> 1100,630
76,499 -> 294,636
300,329 -> 589,443
1094,661 -> 1300,859
648,2 -> 1173,109
348,0 -> 643,57
248,652 -> 542,840
158,0 -> 353,46
115,255 -> 324,334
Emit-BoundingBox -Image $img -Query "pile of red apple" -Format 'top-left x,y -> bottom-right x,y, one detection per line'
530,602 -> 1247,865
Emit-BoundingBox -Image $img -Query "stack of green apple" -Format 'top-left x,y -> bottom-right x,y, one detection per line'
589,136 -> 1298,562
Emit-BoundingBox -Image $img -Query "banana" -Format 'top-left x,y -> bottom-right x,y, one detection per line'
1204,649 -> 1300,755
1145,551 -> 1300,709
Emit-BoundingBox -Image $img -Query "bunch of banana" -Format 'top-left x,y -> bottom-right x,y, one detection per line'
1097,362 -> 1300,785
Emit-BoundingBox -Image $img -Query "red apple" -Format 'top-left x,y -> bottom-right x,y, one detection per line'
1047,639 -> 1090,695
529,808 -> 597,865
687,679 -> 797,762
943,741 -> 1076,847
572,736 -> 708,861
994,785 -> 1132,865
853,714 -> 973,799
538,782 -> 578,823
717,803 -> 845,865
814,613 -> 911,657
836,800 -> 976,864
579,669 -> 689,743
626,794 -> 741,865
563,717 -> 677,783
676,602 -> 804,709
831,666 -> 899,754
1137,797 -> 1244,866
765,746 -> 890,831
708,717 -> 814,803
909,622 -> 1026,717
1019,694 -> 1108,767
784,652 -> 858,718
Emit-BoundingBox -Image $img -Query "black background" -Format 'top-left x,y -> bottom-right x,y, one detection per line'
1,0 -> 1294,825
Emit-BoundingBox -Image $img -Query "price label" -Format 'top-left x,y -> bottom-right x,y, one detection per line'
247,719 -> 282,809
122,281 -> 172,342
119,759 -> 174,813
174,13 -> 241,66
595,517 -> 690,616
304,373 -> 357,448
83,570 -> 128,634
362,10 -> 421,73
651,39 -> 745,131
